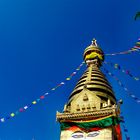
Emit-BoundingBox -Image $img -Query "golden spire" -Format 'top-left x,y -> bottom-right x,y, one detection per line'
57,39 -> 122,140
57,39 -> 117,122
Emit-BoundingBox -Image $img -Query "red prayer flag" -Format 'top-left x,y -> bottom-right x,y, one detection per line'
19,108 -> 24,112
40,96 -> 45,99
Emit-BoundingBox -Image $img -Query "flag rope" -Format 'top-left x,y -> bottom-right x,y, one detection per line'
105,38 -> 140,56
103,61 -> 140,81
0,62 -> 85,123
102,67 -> 140,104
120,113 -> 130,140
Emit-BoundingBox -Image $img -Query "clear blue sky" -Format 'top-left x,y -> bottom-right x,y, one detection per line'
0,0 -> 140,139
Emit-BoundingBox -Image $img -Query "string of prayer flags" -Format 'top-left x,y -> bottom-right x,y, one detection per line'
0,61 -> 85,123
122,124 -> 131,140
66,62 -> 85,81
103,67 -> 140,104
105,50 -> 133,56
120,113 -> 130,140
104,61 -> 140,81
105,38 -> 140,56
130,38 -> 140,51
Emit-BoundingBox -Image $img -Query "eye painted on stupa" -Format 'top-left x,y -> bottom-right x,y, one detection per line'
71,131 -> 84,139
87,131 -> 100,137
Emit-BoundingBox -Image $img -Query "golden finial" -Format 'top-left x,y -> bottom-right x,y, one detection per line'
83,38 -> 104,66
91,38 -> 97,46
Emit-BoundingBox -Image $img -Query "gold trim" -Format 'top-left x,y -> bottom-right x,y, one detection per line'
91,73 -> 105,78
69,90 -> 116,104
57,107 -> 117,122
72,85 -> 114,96
77,76 -> 110,86
86,64 -> 92,84
77,73 -> 107,84
68,114 -> 113,123
83,47 -> 103,57
75,81 -> 112,90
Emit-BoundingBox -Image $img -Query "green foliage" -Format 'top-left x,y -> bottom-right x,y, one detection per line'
135,12 -> 140,20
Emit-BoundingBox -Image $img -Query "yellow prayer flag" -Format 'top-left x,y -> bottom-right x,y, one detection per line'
11,113 -> 15,117
135,77 -> 139,80
32,101 -> 37,104
66,78 -> 70,80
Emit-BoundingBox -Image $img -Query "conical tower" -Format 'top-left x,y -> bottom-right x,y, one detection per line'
57,39 -> 122,140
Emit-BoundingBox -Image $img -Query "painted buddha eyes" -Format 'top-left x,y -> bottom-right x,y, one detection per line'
71,131 -> 84,139
72,134 -> 83,138
87,131 -> 100,137
71,131 -> 100,139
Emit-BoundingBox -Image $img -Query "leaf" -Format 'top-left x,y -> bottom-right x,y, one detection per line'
135,12 -> 140,20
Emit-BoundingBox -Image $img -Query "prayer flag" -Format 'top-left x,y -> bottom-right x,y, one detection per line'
24,106 -> 28,109
73,72 -> 76,74
131,95 -> 135,98
61,82 -> 65,84
11,113 -> 15,117
126,137 -> 130,140
124,129 -> 128,132
124,88 -> 128,91
0,118 -> 5,122
60,82 -> 65,85
15,111 -> 19,115
137,100 -> 140,103
40,96 -> 45,99
19,108 -> 24,112
134,97 -> 138,100
134,77 -> 139,80
32,101 -> 37,104
44,93 -> 49,95
6,116 -> 10,120
66,78 -> 70,80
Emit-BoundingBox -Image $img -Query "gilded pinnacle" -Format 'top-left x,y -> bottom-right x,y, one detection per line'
91,38 -> 97,46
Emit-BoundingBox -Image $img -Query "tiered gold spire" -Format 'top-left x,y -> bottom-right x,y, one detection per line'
57,39 -> 122,140
57,39 -> 118,122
